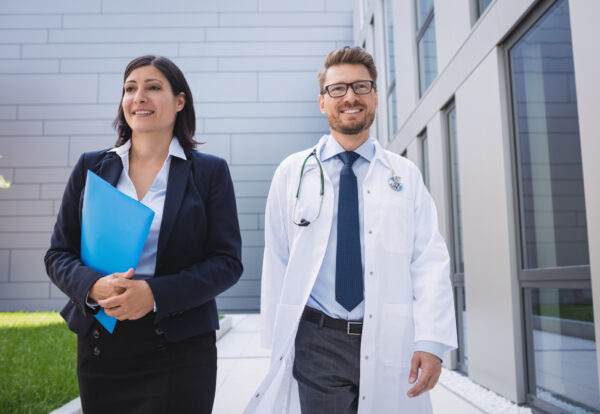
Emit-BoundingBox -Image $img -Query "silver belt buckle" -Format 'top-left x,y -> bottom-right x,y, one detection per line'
347,322 -> 362,336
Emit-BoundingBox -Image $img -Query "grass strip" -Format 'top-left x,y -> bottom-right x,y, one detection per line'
0,312 -> 78,414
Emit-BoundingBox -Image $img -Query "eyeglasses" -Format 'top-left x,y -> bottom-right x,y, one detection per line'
321,80 -> 376,98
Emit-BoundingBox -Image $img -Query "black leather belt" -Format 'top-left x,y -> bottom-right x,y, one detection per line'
301,307 -> 363,336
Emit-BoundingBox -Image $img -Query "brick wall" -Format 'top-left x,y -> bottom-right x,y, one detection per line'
0,0 -> 353,312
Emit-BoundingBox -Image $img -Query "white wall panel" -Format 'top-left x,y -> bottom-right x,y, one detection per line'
0,0 -> 352,312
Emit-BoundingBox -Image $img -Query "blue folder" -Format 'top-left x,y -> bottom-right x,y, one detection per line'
81,170 -> 155,333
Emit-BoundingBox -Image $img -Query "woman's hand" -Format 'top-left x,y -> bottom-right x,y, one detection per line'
98,278 -> 155,321
88,268 -> 134,302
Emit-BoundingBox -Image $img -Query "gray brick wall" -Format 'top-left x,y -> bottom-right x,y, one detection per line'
0,0 -> 353,312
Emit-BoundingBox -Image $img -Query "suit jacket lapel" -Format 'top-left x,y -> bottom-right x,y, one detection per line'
97,153 -> 123,186
156,156 -> 191,264
79,152 -> 123,218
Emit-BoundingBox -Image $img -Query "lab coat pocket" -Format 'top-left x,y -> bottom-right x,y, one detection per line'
379,303 -> 414,369
381,196 -> 413,253
271,303 -> 302,362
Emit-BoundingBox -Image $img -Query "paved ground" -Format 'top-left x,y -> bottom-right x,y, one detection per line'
213,314 -> 485,414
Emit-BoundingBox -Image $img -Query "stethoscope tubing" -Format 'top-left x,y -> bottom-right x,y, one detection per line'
292,146 -> 402,226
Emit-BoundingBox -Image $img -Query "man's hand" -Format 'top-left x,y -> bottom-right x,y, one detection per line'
98,278 -> 155,321
407,351 -> 442,398
88,268 -> 134,302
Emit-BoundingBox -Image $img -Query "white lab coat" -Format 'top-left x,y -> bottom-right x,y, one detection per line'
244,135 -> 457,414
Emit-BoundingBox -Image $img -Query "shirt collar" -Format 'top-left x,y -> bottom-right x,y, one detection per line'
109,137 -> 187,161
320,134 -> 376,163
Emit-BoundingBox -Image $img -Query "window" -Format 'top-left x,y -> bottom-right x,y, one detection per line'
385,0 -> 398,138
415,0 -> 437,96
507,0 -> 596,411
476,0 -> 492,19
455,286 -> 468,372
419,130 -> 429,189
447,105 -> 464,275
447,102 -> 467,372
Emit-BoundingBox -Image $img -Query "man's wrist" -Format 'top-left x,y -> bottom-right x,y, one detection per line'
414,341 -> 445,362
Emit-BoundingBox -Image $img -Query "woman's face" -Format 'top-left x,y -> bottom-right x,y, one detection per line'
122,65 -> 185,138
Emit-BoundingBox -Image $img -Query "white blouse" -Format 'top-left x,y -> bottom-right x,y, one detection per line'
108,137 -> 186,279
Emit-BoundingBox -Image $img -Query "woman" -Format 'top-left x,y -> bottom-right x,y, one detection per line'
45,55 -> 243,414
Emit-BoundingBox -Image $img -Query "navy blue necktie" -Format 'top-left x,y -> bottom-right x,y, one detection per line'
336,151 -> 364,311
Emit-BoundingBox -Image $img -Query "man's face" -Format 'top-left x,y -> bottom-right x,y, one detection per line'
319,63 -> 378,136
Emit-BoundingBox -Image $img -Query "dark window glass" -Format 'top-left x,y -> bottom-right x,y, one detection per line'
418,16 -> 437,95
416,0 -> 434,29
477,0 -> 492,18
385,0 -> 396,86
510,0 -> 589,269
388,91 -> 397,136
526,287 -> 599,412
385,0 -> 398,136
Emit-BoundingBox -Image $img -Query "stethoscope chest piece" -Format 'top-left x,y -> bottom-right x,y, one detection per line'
388,175 -> 403,191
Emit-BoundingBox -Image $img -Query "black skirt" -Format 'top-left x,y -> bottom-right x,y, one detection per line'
77,313 -> 216,414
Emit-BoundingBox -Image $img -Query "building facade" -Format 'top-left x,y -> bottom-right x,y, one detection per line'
2,0 -> 600,412
0,0 -> 353,312
354,0 -> 600,412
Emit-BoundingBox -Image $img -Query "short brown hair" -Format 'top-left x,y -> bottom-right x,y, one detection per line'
113,55 -> 197,151
317,46 -> 378,92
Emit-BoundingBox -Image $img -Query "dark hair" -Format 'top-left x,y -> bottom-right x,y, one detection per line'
317,46 -> 378,92
113,55 -> 197,151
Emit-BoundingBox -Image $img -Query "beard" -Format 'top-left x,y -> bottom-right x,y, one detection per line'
327,106 -> 376,135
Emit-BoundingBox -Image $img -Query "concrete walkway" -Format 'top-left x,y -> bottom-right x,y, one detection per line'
213,314 -> 485,414
53,313 -> 506,414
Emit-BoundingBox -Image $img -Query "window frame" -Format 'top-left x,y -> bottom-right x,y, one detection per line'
504,0 -> 591,286
444,99 -> 468,373
503,0 -> 594,411
415,0 -> 436,97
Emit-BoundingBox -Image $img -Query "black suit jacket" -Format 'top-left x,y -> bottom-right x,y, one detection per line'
44,148 -> 243,342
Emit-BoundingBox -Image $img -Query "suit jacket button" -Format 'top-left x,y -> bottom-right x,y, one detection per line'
92,329 -> 100,339
93,346 -> 101,356
155,327 -> 164,336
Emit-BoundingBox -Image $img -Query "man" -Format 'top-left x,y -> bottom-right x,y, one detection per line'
244,46 -> 457,414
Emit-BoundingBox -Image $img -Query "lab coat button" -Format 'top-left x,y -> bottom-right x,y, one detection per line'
369,314 -> 373,318
365,355 -> 369,360
362,396 -> 366,400
368,230 -> 373,234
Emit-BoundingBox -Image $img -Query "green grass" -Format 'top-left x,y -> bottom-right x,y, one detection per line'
0,312 -> 79,414
532,303 -> 594,323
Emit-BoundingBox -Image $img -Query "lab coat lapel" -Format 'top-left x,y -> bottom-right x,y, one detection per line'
156,155 -> 191,264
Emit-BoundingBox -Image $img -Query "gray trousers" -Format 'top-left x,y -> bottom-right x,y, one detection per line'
293,316 -> 362,414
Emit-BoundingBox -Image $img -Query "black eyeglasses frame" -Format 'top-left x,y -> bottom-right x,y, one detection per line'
320,80 -> 377,98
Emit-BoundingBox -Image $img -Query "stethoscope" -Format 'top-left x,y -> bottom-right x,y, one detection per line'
292,148 -> 403,226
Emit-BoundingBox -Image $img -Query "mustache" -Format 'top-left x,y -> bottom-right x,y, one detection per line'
339,104 -> 365,110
